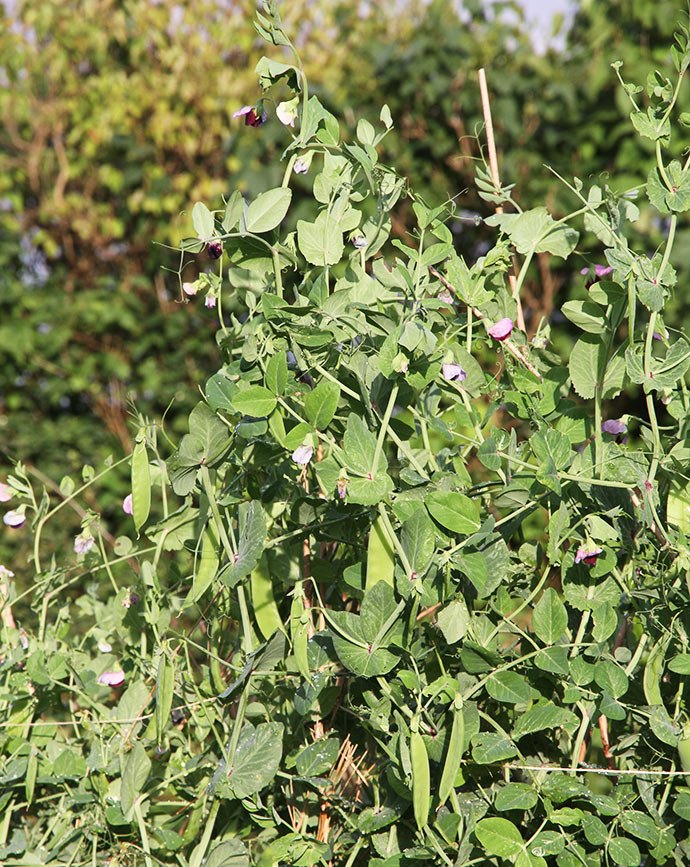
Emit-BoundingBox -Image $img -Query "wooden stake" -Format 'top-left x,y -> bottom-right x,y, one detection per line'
477,68 -> 525,333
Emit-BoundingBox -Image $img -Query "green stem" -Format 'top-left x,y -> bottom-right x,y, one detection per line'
569,609 -> 591,659
133,801 -> 154,867
272,248 -> 283,299
281,153 -> 297,187
570,700 -> 595,770
594,382 -> 603,480
371,384 -> 398,475
33,455 -> 129,574
466,305 -> 473,350
627,275 -> 636,352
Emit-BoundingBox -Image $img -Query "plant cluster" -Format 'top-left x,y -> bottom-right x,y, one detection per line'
4,3 -> 690,866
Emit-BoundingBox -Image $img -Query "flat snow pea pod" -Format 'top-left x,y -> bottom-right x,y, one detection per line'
290,583 -> 310,679
191,522 -> 219,604
251,553 -> 286,640
643,634 -> 670,707
25,747 -> 38,805
131,435 -> 151,535
155,651 -> 175,746
410,717 -> 430,831
438,695 -> 464,806
366,515 -> 395,591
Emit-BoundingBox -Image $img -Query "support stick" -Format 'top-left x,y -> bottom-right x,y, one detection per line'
478,68 -> 525,332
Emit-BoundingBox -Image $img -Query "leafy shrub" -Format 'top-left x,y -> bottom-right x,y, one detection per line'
3,3 -> 690,866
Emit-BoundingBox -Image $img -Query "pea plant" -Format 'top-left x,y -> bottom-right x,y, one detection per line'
3,4 -> 690,866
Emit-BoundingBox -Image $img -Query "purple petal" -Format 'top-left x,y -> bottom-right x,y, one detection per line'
574,545 -> 603,566
594,264 -> 613,277
601,419 -> 626,435
98,670 -> 125,687
204,294 -> 217,308
123,494 -> 133,515
233,105 -> 253,118
442,363 -> 467,382
488,318 -> 514,341
580,267 -> 590,275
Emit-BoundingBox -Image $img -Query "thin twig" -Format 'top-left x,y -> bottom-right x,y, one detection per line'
477,68 -> 525,331
429,265 -> 542,381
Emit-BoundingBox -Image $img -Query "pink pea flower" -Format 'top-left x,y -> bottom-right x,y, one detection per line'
74,534 -> 95,555
653,328 -> 669,341
575,545 -> 603,566
601,419 -> 626,436
292,444 -> 314,465
233,105 -> 267,127
294,159 -> 309,175
204,294 -> 217,308
183,282 -> 199,296
123,494 -> 133,515
336,475 -> 348,500
581,264 -> 613,289
0,483 -> 11,502
488,318 -> 514,341
3,510 -> 25,528
442,363 -> 467,382
98,670 -> 125,687
351,235 -> 367,249
0,565 -> 14,579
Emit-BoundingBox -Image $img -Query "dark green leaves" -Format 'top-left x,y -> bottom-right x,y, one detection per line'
219,501 -> 266,588
425,491 -> 480,534
226,722 -> 284,798
329,582 -> 401,677
169,402 -> 231,495
232,386 -> 277,418
486,207 -> 579,258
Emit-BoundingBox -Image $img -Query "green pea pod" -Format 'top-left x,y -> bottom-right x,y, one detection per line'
131,436 -> 151,535
643,634 -> 670,707
366,515 -> 395,591
251,553 -> 286,640
290,584 -> 310,679
410,722 -> 430,831
190,522 -> 219,604
181,793 -> 206,846
678,724 -> 690,776
25,747 -> 38,805
155,651 -> 175,746
438,696 -> 464,806
210,619 -> 226,694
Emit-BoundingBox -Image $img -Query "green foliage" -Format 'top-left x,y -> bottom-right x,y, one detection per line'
5,2 -> 690,866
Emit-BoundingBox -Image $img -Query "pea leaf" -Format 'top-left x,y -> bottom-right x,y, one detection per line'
305,381 -> 340,430
226,722 -> 284,798
245,187 -> 292,233
425,490 -> 480,534
475,818 -> 524,857
232,385 -> 277,418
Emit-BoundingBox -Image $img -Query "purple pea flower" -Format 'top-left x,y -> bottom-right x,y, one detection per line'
581,264 -> 613,289
488,318 -> 514,341
442,362 -> 467,383
204,294 -> 217,308
351,235 -> 367,249
601,419 -> 626,436
294,159 -> 309,175
123,494 -> 133,515
3,510 -> 25,528
0,566 -> 14,579
98,670 -> 125,687
233,105 -> 267,127
575,545 -> 603,566
0,483 -> 11,502
653,328 -> 669,341
207,241 -> 223,259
